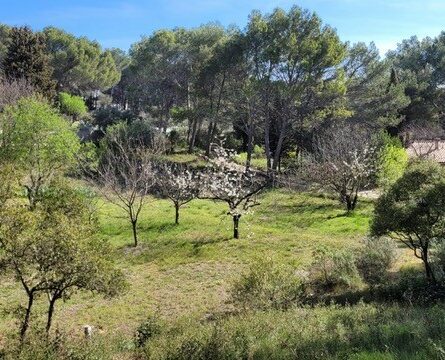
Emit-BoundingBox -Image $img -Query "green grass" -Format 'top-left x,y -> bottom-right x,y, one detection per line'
141,303 -> 445,360
235,152 -> 268,170
0,188 -> 424,358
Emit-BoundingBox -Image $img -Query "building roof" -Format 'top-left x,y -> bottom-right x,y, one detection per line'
406,140 -> 445,163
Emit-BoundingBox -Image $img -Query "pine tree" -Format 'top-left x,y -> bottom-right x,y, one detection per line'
3,26 -> 55,97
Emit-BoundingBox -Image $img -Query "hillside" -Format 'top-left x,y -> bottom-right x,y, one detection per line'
1,189 -> 428,359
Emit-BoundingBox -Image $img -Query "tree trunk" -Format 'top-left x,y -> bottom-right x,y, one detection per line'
20,293 -> 34,342
422,247 -> 436,283
272,121 -> 287,172
245,129 -> 253,172
25,186 -> 37,211
345,192 -> 358,212
188,119 -> 198,153
175,203 -> 180,225
131,220 -> 138,247
264,120 -> 272,173
205,122 -> 218,157
46,296 -> 58,334
233,215 -> 241,239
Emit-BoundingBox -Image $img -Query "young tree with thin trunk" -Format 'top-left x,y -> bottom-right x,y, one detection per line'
0,206 -> 46,342
0,182 -> 126,341
154,163 -> 200,224
95,127 -> 156,247
204,144 -> 267,239
305,124 -> 376,211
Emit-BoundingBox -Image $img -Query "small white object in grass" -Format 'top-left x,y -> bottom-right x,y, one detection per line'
83,325 -> 93,339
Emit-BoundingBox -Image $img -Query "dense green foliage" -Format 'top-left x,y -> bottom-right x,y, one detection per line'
3,3 -> 445,359
372,161 -> 445,282
377,133 -> 409,189
0,96 -> 80,208
58,92 -> 87,119
2,26 -> 55,97
43,27 -> 120,93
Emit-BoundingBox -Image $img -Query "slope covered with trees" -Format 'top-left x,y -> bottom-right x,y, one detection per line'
3,3 -> 445,359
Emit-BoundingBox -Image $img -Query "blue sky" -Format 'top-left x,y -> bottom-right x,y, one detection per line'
1,0 -> 445,55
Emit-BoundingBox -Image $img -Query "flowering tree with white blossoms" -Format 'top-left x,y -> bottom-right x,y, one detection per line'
204,144 -> 268,239
154,163 -> 201,224
306,125 -> 377,211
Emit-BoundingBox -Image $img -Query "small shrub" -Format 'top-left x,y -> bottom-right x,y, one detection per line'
376,132 -> 408,190
309,246 -> 362,292
135,315 -> 162,348
231,257 -> 305,310
1,330 -> 116,360
356,237 -> 396,286
58,92 -> 87,120
252,145 -> 264,158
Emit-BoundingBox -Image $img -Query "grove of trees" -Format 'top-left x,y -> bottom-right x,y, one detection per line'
4,3 -> 445,354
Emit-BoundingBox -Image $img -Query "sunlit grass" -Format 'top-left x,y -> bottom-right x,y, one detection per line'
0,188 -> 412,346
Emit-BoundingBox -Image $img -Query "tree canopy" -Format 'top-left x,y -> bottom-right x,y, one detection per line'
43,27 -> 120,93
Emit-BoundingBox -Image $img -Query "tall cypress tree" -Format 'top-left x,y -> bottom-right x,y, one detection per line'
3,26 -> 55,97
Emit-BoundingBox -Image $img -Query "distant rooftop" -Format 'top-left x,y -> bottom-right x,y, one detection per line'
406,139 -> 445,163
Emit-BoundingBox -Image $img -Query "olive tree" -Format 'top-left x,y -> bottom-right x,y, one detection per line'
371,160 -> 445,282
0,181 -> 125,341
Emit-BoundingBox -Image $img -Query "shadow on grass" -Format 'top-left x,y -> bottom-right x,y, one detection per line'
115,232 -> 231,265
190,236 -> 232,256
267,201 -> 339,215
311,268 -> 445,308
326,212 -> 349,220
141,222 -> 179,233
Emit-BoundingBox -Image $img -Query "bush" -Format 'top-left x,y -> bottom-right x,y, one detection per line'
309,246 -> 362,292
230,257 -> 305,310
92,106 -> 137,130
252,145 -> 264,158
135,303 -> 445,360
58,92 -> 87,120
2,330 -> 118,360
376,132 -> 408,190
371,160 -> 445,282
135,315 -> 162,348
356,237 -> 396,286
101,120 -> 166,152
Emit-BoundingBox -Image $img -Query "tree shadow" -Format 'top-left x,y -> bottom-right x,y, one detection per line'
309,268 -> 445,308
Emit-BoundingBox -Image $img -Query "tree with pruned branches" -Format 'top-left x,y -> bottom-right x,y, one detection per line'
305,125 -> 377,211
93,128 -> 156,247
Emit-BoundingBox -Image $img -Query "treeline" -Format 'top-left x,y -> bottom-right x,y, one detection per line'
2,5 -> 445,174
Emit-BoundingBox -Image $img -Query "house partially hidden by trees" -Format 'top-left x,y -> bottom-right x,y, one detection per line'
406,139 -> 445,164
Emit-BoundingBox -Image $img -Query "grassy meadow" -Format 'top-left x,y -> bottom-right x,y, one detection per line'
0,188 -> 433,359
